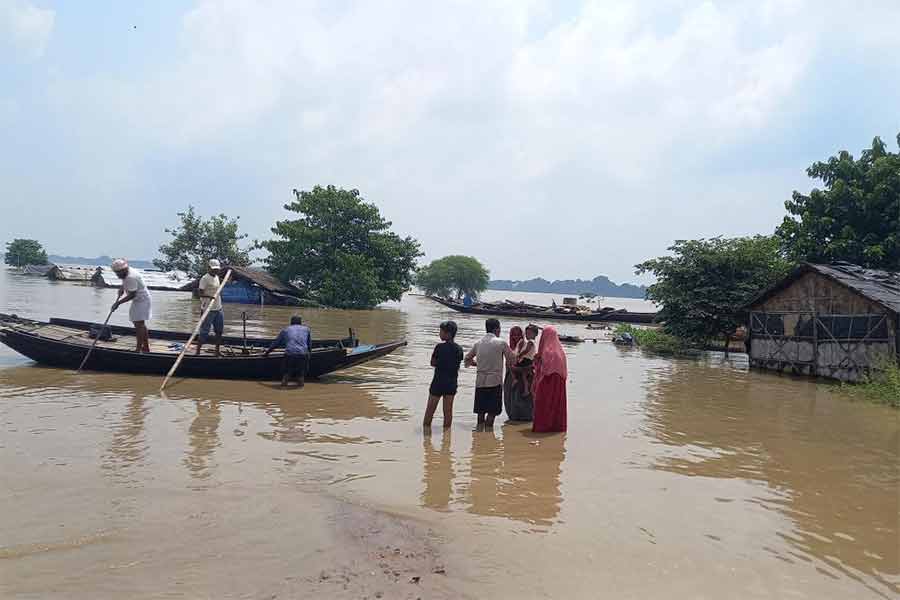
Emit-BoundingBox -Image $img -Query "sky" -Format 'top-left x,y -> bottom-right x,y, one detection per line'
1,0 -> 898,284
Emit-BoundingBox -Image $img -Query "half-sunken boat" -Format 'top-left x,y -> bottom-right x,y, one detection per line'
427,296 -> 656,324
0,314 -> 406,380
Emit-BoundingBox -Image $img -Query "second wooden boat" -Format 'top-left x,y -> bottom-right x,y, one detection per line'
427,296 -> 656,324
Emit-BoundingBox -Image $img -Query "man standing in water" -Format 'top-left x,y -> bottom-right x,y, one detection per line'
110,259 -> 152,353
196,259 -> 225,356
465,318 -> 516,429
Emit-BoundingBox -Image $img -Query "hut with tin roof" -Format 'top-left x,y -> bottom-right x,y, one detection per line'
746,262 -> 899,382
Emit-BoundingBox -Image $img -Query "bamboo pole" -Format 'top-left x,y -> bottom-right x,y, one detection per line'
76,306 -> 115,374
160,269 -> 232,390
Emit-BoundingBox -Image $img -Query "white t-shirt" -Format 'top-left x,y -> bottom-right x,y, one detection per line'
123,269 -> 150,300
467,333 -> 515,388
199,273 -> 222,311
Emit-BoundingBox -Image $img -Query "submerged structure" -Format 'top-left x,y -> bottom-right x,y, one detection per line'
91,267 -> 193,292
746,262 -> 899,382
191,266 -> 312,307
47,264 -> 96,282
19,264 -> 54,276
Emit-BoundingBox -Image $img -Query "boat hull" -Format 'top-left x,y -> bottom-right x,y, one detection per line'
0,317 -> 405,380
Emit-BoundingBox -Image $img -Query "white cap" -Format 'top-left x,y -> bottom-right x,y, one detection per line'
111,258 -> 129,272
208,259 -> 221,270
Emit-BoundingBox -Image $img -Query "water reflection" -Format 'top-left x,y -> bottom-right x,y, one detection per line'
499,428 -> 565,528
421,430 -> 455,510
641,360 -> 899,597
457,425 -> 565,527
102,394 -> 150,485
184,399 -> 221,480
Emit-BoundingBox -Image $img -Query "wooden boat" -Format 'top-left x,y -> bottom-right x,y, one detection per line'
427,296 -> 656,324
0,314 -> 406,380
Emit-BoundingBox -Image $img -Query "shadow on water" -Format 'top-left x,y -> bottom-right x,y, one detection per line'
638,358 -> 899,598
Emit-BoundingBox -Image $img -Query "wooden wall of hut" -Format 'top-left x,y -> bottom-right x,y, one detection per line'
748,271 -> 898,382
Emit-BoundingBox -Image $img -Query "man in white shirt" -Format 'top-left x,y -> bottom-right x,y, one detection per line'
110,258 -> 152,352
465,318 -> 517,428
196,259 -> 225,356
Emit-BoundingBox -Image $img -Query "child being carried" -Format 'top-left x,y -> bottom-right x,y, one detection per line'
510,324 -> 539,392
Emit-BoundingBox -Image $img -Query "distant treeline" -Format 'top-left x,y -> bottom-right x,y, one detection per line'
48,255 -> 156,269
488,276 -> 647,299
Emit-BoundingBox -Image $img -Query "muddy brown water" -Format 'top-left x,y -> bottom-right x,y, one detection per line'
1,269 -> 897,598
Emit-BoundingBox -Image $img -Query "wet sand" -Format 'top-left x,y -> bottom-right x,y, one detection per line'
1,271 -> 897,599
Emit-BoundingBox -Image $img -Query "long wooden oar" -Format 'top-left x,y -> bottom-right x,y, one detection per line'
160,269 -> 232,390
76,306 -> 115,374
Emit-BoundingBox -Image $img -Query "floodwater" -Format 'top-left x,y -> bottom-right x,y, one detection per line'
1,269 -> 897,599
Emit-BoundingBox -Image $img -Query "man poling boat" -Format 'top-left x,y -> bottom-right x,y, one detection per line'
196,258 -> 225,356
110,258 -> 152,353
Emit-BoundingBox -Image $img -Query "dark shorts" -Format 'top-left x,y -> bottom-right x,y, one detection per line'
473,385 -> 502,415
282,354 -> 308,379
429,377 -> 458,397
199,310 -> 224,343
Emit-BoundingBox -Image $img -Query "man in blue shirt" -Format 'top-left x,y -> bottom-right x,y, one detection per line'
264,315 -> 312,387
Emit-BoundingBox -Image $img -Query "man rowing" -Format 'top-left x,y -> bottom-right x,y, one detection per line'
196,259 -> 225,356
110,259 -> 152,352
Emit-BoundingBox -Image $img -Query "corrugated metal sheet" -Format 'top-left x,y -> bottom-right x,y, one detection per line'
748,262 -> 900,316
186,266 -> 303,296
228,266 -> 302,296
21,264 -> 54,276
48,264 -> 96,281
92,267 -> 192,291
811,263 -> 900,315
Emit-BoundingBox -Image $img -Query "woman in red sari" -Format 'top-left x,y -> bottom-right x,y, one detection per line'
532,325 -> 567,433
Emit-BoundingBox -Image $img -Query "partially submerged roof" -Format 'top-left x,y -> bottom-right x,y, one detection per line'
92,267 -> 193,291
748,262 -> 900,315
225,265 -> 302,297
21,264 -> 54,276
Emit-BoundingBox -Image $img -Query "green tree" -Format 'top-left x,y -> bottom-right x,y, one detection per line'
775,134 -> 900,269
154,206 -> 251,277
259,186 -> 422,309
4,238 -> 48,267
416,255 -> 490,299
636,236 -> 791,347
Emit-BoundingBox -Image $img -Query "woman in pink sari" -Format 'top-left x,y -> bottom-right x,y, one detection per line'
532,326 -> 567,433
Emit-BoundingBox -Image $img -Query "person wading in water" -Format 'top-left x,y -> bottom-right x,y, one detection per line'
465,318 -> 516,429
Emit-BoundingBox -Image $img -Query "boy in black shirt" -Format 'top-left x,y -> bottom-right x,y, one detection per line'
425,321 -> 463,429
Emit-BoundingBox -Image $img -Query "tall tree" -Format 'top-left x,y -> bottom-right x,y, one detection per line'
636,236 -> 791,346
4,239 -> 48,267
155,206 -> 251,277
260,186 -> 422,309
416,255 -> 489,299
775,134 -> 900,269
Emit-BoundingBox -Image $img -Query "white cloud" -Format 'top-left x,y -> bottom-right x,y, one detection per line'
7,1 -> 900,281
0,0 -> 54,58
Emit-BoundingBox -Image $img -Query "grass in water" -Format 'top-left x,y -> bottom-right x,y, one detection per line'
842,359 -> 900,408
613,324 -> 687,355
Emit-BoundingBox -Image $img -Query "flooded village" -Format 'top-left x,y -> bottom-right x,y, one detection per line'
2,3 -> 899,600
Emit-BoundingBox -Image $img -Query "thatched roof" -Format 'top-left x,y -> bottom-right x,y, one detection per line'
748,262 -> 900,316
